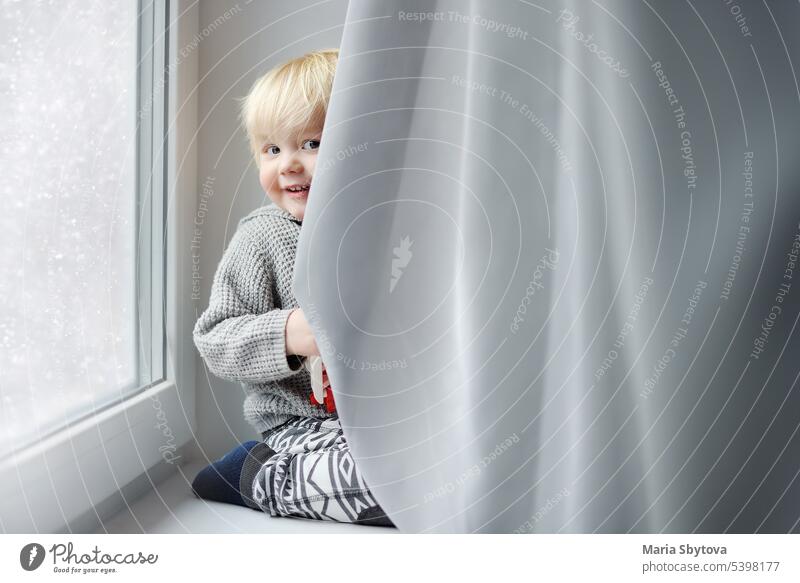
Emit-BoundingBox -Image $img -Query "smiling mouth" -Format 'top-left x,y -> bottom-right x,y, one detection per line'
284,184 -> 310,198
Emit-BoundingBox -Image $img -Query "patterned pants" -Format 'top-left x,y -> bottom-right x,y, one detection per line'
249,415 -> 393,526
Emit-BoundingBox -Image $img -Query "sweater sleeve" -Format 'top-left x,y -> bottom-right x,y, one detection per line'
193,226 -> 305,383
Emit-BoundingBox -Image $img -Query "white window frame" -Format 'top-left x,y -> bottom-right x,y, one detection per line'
0,0 -> 199,533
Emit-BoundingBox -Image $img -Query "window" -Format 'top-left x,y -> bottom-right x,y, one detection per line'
0,0 -> 165,458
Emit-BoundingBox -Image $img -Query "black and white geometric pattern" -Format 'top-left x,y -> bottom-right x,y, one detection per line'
250,416 -> 387,523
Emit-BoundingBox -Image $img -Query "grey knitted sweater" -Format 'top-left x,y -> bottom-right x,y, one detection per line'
193,203 -> 333,436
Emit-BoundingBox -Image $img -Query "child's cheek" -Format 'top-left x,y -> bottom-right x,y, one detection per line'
306,152 -> 317,178
258,166 -> 272,194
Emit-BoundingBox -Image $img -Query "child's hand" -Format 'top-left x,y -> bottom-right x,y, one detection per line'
285,308 -> 320,357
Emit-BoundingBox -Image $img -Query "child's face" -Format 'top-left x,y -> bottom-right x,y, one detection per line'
258,124 -> 322,222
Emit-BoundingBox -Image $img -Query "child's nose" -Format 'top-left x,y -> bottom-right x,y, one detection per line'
280,152 -> 303,174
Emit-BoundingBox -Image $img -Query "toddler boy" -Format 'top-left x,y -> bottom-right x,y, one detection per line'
192,49 -> 392,527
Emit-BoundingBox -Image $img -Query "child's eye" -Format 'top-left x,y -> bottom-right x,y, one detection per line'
263,145 -> 279,155
301,139 -> 320,151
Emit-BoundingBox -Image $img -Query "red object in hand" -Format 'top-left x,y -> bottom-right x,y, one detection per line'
309,367 -> 336,413
323,387 -> 336,413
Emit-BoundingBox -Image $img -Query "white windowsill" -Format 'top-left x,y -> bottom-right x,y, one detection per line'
0,379 -> 193,533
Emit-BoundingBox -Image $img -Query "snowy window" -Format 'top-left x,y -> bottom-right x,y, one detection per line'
0,1 -> 140,456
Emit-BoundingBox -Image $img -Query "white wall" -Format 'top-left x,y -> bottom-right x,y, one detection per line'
193,0 -> 348,459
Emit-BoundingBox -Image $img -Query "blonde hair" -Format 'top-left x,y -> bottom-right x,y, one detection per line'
240,49 -> 338,165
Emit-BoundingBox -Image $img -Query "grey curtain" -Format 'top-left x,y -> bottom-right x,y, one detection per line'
294,0 -> 800,532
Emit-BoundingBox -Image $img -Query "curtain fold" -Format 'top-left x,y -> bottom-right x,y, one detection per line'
294,0 -> 800,532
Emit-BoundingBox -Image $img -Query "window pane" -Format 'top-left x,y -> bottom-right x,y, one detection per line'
0,1 -> 138,456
